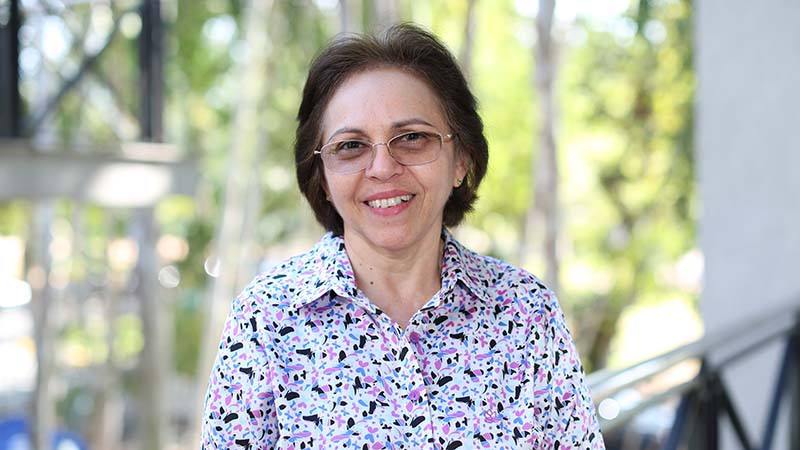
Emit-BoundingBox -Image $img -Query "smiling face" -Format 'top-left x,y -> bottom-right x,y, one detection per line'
320,68 -> 467,255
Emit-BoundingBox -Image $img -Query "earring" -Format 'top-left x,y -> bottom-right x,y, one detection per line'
455,177 -> 463,187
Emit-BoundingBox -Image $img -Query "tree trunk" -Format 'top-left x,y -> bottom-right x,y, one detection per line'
521,0 -> 561,294
339,0 -> 360,33
586,301 -> 625,371
90,284 -> 125,449
29,14 -> 61,445
459,0 -> 478,83
76,209 -> 123,449
133,207 -> 168,450
30,203 -> 55,450
189,0 -> 274,446
371,0 -> 398,30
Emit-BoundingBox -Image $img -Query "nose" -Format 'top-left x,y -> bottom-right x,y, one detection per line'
364,142 -> 403,180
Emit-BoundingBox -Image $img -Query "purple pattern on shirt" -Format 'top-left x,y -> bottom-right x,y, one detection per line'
202,230 -> 605,449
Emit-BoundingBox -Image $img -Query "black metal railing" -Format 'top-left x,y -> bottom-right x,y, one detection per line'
588,302 -> 800,450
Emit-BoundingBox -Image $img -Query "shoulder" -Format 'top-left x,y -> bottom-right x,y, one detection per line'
230,234 -> 337,316
455,241 -> 557,311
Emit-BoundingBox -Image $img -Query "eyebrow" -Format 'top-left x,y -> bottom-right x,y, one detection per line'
326,118 -> 437,142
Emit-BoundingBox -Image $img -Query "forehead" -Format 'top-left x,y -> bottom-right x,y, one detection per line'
321,68 -> 447,137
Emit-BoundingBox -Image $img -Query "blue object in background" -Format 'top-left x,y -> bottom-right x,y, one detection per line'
0,417 -> 87,450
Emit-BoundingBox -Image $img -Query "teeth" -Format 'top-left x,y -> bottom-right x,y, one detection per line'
367,194 -> 413,209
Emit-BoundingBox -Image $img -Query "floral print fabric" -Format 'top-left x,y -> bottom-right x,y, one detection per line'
202,231 -> 604,449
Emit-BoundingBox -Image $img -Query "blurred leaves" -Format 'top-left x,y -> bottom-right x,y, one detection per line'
2,0 -> 698,443
558,0 -> 696,370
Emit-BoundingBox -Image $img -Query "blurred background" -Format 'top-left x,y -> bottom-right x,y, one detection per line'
0,0 -> 797,449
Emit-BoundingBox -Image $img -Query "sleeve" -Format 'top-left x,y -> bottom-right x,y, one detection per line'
538,289 -> 606,450
201,292 -> 278,449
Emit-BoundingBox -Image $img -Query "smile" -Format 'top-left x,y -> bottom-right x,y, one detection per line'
366,194 -> 414,209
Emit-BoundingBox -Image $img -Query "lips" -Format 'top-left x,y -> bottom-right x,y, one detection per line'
366,194 -> 414,209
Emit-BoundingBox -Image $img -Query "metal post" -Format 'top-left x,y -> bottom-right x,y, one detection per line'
717,377 -> 754,450
138,0 -> 163,142
762,339 -> 794,450
689,366 -> 719,450
663,393 -> 691,450
790,313 -> 799,450
706,375 -> 720,450
0,0 -> 21,137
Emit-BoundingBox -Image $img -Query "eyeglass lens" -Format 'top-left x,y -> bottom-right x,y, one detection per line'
320,131 -> 444,173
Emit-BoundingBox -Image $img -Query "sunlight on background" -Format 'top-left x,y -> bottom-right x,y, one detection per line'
0,237 -> 31,309
0,237 -> 36,394
610,297 -> 703,368
609,249 -> 704,366
1,0 -> 701,448
515,0 -> 630,22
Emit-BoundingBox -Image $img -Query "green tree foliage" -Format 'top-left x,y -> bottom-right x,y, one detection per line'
4,0 -> 697,445
558,0 -> 696,371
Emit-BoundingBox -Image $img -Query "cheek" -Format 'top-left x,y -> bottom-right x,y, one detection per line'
431,174 -> 457,200
321,170 -> 337,196
320,176 -> 330,199
323,173 -> 356,204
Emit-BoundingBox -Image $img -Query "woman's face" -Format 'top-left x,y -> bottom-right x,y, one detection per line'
320,68 -> 467,254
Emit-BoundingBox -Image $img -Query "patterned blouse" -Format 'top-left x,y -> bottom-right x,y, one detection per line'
202,230 -> 604,449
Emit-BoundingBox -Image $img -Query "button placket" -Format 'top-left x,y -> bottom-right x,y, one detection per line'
399,321 -> 437,448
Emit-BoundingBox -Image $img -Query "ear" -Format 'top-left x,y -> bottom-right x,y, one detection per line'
453,151 -> 469,188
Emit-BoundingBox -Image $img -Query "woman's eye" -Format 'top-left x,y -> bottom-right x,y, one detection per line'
393,132 -> 433,149
336,141 -> 367,152
402,132 -> 424,141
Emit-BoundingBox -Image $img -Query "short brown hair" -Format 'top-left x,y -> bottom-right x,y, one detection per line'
295,23 -> 488,236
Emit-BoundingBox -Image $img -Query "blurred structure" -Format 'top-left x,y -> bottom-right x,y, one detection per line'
590,304 -> 798,449
590,0 -> 800,449
0,1 -> 196,450
696,0 -> 800,448
3,0 -> 795,449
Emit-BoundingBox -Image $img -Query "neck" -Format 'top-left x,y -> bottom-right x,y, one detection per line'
343,231 -> 445,328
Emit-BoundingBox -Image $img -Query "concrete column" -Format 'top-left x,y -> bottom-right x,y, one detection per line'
696,0 -> 800,449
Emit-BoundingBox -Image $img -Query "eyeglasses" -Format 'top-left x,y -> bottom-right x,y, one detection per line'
314,130 -> 455,174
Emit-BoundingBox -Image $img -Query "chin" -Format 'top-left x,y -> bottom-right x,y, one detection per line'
347,227 -> 418,252
370,231 -> 415,250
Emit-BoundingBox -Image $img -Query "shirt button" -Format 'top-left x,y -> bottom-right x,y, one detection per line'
408,332 -> 420,345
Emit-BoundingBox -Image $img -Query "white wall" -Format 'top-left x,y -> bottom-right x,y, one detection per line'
696,0 -> 800,448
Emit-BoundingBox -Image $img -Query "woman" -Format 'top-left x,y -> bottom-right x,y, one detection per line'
203,24 -> 604,449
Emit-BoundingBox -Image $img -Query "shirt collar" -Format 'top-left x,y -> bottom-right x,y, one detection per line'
290,229 -> 492,310
440,228 -> 492,303
289,232 -> 360,310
